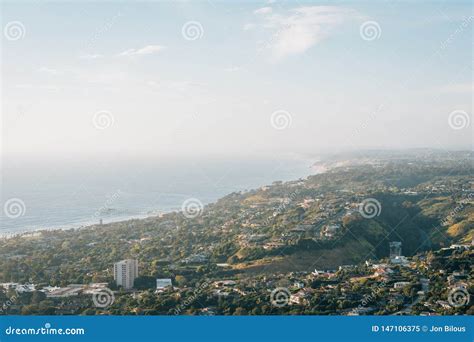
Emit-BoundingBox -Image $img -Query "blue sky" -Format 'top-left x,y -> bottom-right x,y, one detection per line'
1,0 -> 472,161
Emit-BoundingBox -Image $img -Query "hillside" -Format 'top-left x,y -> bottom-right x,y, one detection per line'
0,153 -> 472,285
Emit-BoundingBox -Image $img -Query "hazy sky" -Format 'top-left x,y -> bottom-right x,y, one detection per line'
1,0 -> 472,162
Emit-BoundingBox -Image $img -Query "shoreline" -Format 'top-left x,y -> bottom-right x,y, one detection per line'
0,211 -> 174,239
1,162 -> 323,239
1,159 -> 318,238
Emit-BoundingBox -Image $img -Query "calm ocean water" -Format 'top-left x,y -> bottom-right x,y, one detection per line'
1,158 -> 314,235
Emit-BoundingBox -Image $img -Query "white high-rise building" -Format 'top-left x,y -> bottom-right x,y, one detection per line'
114,259 -> 138,289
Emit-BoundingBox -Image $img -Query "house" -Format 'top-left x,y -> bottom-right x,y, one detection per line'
0,283 -> 35,293
156,278 -> 173,291
374,266 -> 394,278
347,307 -> 376,315
339,265 -> 356,271
199,307 -> 216,316
447,272 -> 467,285
183,253 -> 208,264
390,256 -> 409,265
46,287 -> 83,298
321,224 -> 341,238
15,284 -> 36,293
214,280 -> 237,288
0,283 -> 19,290
436,300 -> 452,309
41,286 -> 60,293
290,290 -> 310,305
293,282 -> 305,289
212,289 -> 230,297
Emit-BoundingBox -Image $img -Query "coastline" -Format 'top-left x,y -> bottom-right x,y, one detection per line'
0,211 -> 173,239
1,159 -> 319,238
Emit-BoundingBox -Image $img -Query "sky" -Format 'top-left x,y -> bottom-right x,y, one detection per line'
1,0 -> 472,163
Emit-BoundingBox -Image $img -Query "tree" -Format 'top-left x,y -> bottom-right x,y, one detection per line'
134,276 -> 156,290
31,291 -> 46,304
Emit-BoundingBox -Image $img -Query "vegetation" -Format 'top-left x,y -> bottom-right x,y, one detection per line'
0,152 -> 472,315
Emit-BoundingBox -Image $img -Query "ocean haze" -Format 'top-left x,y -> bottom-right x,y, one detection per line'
1,157 -> 313,234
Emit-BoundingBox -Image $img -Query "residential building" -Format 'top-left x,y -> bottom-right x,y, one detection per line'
156,278 -> 173,291
393,282 -> 411,289
114,259 -> 138,289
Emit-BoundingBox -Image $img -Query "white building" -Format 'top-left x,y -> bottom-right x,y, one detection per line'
114,259 -> 138,289
45,287 -> 82,298
393,282 -> 411,289
156,278 -> 173,291
390,255 -> 409,265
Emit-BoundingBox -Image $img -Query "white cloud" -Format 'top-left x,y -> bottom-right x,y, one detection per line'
254,7 -> 273,15
224,65 -> 243,72
38,67 -> 60,75
254,6 -> 358,60
167,81 -> 208,92
118,45 -> 166,57
79,54 -> 104,60
14,83 -> 60,91
438,83 -> 474,93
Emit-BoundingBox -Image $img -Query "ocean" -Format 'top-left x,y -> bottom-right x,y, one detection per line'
1,157 -> 314,235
